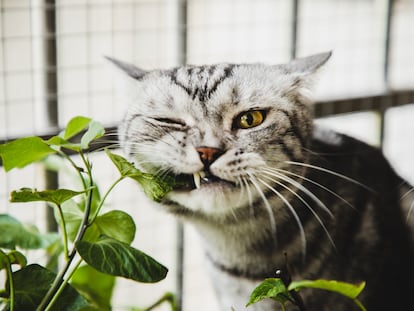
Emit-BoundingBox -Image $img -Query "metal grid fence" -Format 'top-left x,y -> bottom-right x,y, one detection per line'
1,0 -> 414,310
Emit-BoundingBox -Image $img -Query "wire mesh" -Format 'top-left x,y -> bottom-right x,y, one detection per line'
1,1 -> 414,310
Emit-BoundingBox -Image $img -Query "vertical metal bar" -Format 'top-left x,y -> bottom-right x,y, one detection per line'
32,0 -> 59,232
290,0 -> 299,59
44,0 -> 59,233
176,2 -> 187,310
0,0 -> 10,138
44,0 -> 59,129
177,0 -> 188,66
380,0 -> 394,149
383,0 -> 394,87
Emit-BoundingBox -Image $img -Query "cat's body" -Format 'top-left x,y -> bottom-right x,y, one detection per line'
110,53 -> 414,310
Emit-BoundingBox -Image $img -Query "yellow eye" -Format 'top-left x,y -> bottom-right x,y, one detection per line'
236,110 -> 266,129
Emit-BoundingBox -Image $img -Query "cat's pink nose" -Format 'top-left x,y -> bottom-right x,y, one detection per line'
196,147 -> 223,168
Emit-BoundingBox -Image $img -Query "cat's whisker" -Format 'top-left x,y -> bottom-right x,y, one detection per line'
260,174 -> 336,250
235,176 -> 246,208
407,200 -> 414,223
256,176 -> 306,258
241,176 -> 254,217
401,187 -> 414,200
401,187 -> 414,223
246,172 -> 277,239
261,167 -> 333,218
270,167 -> 354,210
285,160 -> 374,192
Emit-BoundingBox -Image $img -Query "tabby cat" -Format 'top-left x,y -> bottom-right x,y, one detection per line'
109,53 -> 414,310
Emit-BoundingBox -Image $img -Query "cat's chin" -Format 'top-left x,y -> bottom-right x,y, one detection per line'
166,182 -> 244,215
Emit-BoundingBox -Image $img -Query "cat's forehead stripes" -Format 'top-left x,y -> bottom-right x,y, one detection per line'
167,64 -> 235,103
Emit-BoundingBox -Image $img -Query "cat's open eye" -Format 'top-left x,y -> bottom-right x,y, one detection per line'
234,110 -> 266,130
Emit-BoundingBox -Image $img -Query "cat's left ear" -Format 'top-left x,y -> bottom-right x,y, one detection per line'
104,56 -> 147,80
285,51 -> 332,75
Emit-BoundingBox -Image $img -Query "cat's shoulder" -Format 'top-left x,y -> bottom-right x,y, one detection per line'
311,125 -> 401,191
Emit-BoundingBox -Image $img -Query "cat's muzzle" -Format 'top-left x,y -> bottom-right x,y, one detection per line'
171,170 -> 236,191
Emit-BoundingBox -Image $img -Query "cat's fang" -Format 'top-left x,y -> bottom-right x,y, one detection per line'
193,172 -> 201,189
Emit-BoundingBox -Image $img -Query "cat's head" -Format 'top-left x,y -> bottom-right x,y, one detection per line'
109,53 -> 331,218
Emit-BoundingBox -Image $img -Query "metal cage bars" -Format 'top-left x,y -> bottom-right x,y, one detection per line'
1,1 -> 414,310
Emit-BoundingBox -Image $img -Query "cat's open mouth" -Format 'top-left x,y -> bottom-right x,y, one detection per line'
172,171 -> 236,191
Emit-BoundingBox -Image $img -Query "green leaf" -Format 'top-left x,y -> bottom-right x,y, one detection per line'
58,199 -> 86,242
2,264 -> 89,311
63,116 -> 91,140
0,215 -> 59,250
7,250 -> 27,268
0,137 -> 56,172
80,120 -> 105,149
246,278 -> 293,307
106,150 -> 173,202
0,250 -> 9,270
58,197 -> 101,243
288,279 -> 366,300
71,264 -> 115,311
75,236 -> 168,283
46,136 -> 82,151
10,188 -> 86,206
94,210 -> 136,244
59,197 -> 135,244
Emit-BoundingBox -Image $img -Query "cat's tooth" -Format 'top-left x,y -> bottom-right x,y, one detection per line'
193,172 -> 201,189
199,171 -> 206,179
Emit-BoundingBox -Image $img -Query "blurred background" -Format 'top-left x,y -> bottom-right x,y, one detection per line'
0,0 -> 413,310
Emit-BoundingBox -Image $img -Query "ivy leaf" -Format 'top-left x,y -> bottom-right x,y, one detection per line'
71,264 -> 115,311
10,188 -> 86,206
80,120 -> 105,149
246,278 -> 293,307
0,137 -> 56,172
0,214 -> 58,250
2,264 -> 89,311
75,236 -> 168,283
63,116 -> 92,140
106,150 -> 173,202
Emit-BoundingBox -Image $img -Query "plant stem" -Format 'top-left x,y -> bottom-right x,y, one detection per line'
35,253 -> 74,311
58,151 -> 88,190
138,292 -> 178,311
44,258 -> 83,311
90,176 -> 124,223
3,256 -> 14,311
37,151 -> 95,311
72,151 -> 94,244
55,204 -> 69,261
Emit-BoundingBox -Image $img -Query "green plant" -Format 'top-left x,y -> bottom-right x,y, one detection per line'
247,267 -> 366,311
0,116 -> 176,311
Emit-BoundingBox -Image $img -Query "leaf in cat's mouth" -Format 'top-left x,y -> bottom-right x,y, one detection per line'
170,171 -> 236,191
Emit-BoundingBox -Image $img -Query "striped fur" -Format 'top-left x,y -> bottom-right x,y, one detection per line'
111,53 -> 414,310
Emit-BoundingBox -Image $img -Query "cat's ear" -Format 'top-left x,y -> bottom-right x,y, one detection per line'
104,56 -> 147,80
284,51 -> 332,75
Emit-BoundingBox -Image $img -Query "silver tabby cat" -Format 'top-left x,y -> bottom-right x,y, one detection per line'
109,53 -> 414,310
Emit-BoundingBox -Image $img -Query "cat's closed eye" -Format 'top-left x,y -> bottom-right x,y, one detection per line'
233,110 -> 267,130
153,117 -> 187,127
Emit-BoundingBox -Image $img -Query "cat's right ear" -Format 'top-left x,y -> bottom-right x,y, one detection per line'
285,51 -> 332,75
104,56 -> 147,80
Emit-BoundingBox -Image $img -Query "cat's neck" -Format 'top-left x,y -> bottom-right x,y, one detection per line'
187,202 -> 300,279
